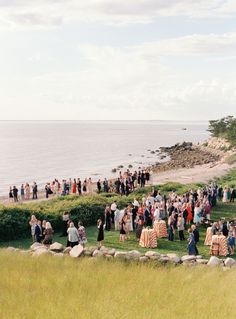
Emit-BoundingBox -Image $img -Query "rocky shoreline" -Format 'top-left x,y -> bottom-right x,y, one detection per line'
150,139 -> 226,173
3,243 -> 236,269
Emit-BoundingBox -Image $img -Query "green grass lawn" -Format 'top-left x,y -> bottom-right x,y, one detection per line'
1,200 -> 235,259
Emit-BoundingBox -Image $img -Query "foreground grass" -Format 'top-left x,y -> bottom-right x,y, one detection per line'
0,250 -> 235,319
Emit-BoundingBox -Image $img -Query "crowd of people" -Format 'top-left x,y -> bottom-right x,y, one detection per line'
102,184 -> 235,256
8,169 -> 151,202
28,181 -> 235,257
29,212 -> 87,248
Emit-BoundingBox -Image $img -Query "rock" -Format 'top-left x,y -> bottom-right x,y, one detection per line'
158,256 -> 170,264
32,248 -> 49,256
196,259 -> 209,265
224,257 -> 236,268
166,253 -> 181,264
100,246 -> 109,253
50,242 -> 64,252
106,248 -> 116,256
127,250 -> 141,259
92,250 -> 104,258
181,255 -> 197,262
139,256 -> 149,263
207,256 -> 221,266
196,255 -> 203,260
88,246 -> 98,254
145,251 -> 161,258
114,252 -> 129,260
30,242 -> 44,251
63,247 -> 72,254
149,255 -> 161,261
69,244 -> 84,258
7,247 -> 18,252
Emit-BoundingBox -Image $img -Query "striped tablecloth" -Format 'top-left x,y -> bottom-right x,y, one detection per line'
204,227 -> 212,246
153,220 -> 167,238
219,235 -> 228,256
139,228 -> 157,248
210,234 -> 228,256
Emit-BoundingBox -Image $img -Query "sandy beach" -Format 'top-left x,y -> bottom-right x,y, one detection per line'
152,161 -> 236,185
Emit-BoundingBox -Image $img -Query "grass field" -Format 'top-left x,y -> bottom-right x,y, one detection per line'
0,250 -> 236,319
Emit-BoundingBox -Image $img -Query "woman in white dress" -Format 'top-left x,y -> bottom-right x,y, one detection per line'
223,187 -> 228,203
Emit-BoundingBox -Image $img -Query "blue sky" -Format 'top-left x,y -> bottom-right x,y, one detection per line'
0,0 -> 236,120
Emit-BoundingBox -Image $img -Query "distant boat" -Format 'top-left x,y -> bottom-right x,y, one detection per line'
182,128 -> 187,130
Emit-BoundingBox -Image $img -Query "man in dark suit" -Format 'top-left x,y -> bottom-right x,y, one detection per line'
35,220 -> 42,243
191,224 -> 199,255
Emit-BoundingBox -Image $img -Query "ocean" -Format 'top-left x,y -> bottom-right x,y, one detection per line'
0,121 -> 209,196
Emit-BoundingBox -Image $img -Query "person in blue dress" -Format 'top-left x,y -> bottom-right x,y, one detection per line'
187,228 -> 196,255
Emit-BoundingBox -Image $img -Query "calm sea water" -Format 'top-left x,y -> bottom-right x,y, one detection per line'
0,121 -> 209,195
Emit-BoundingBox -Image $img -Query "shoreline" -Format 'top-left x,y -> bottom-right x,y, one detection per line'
1,137 -> 235,205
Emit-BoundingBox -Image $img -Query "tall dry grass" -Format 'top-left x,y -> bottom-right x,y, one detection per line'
0,250 -> 235,319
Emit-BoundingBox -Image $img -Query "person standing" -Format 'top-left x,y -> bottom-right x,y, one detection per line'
67,222 -> 79,247
72,179 -> 77,194
60,211 -> 70,237
42,222 -> 53,245
191,224 -> 200,255
97,179 -> 102,194
29,215 -> 37,242
177,213 -> 185,241
77,178 -> 82,195
78,222 -> 87,247
9,187 -> 13,202
25,183 -> 30,200
20,184 -> 25,201
32,182 -> 38,199
187,229 -> 196,255
35,220 -> 43,243
97,219 -> 104,248
168,213 -> 175,241
12,186 -> 18,202
110,201 -> 117,225
105,206 -> 111,231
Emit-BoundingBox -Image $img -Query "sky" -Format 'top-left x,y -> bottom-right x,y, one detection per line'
0,0 -> 236,121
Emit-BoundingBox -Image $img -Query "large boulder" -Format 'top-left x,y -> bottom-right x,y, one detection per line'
139,256 -> 149,263
6,247 -> 19,252
32,247 -> 50,256
224,258 -> 236,268
181,255 -> 197,262
30,242 -> 44,251
145,251 -> 161,259
196,259 -> 209,265
167,253 -> 181,264
92,250 -> 104,258
69,244 -> 84,258
106,249 -> 116,256
127,250 -> 141,259
50,242 -> 64,252
207,256 -> 221,266
114,252 -> 130,260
